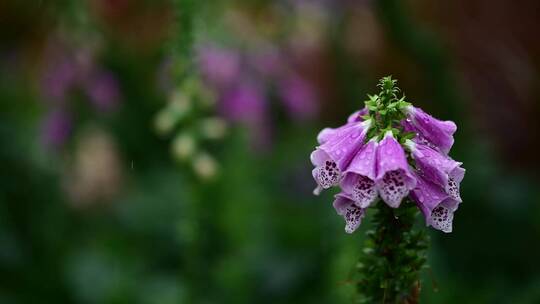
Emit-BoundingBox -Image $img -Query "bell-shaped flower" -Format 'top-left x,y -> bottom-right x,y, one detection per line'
410,173 -> 460,233
316,108 -> 368,145
375,131 -> 416,208
405,140 -> 465,203
347,107 -> 368,123
311,120 -> 372,194
333,193 -> 366,234
341,139 -> 378,208
405,106 -> 457,154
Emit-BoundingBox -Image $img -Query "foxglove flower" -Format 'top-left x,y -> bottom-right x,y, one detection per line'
375,131 -> 417,208
333,193 -> 366,234
405,140 -> 465,203
311,119 -> 372,195
311,76 -> 464,234
341,139 -> 378,208
410,173 -> 459,233
405,106 -> 457,154
317,107 -> 368,145
347,107 -> 368,123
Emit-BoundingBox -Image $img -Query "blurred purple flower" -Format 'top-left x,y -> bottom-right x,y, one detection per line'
198,45 -> 241,89
249,48 -> 284,78
41,57 -> 78,103
41,110 -> 72,149
85,70 -> 121,112
195,40 -> 321,148
221,81 -> 266,122
221,81 -> 272,148
37,37 -> 122,150
279,74 -> 318,120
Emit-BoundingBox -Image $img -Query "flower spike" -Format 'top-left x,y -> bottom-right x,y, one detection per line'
310,76 -> 464,233
310,76 -> 465,303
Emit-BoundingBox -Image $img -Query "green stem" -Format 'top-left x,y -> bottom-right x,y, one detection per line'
356,200 -> 428,303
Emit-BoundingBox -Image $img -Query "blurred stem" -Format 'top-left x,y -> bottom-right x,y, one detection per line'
173,0 -> 197,79
356,201 -> 428,303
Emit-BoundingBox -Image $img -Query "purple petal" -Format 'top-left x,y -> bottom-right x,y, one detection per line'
341,140 -> 378,208
317,127 -> 337,145
311,120 -> 372,194
406,106 -> 457,154
375,131 -> 416,208
333,193 -> 366,234
347,107 -> 369,123
317,108 -> 368,145
410,173 -> 459,233
406,140 -> 465,203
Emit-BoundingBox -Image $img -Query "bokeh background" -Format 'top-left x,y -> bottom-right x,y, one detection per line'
2,0 -> 540,303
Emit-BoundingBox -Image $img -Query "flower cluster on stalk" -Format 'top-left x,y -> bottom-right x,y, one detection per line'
311,76 -> 465,233
39,36 -> 121,149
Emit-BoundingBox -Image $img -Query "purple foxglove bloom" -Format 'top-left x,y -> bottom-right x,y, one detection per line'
333,193 -> 366,234
317,107 -> 368,145
311,119 -> 372,194
317,127 -> 337,145
375,131 -> 416,208
405,106 -> 457,154
341,139 -> 378,208
347,107 -> 368,123
410,173 -> 459,233
405,140 -> 465,202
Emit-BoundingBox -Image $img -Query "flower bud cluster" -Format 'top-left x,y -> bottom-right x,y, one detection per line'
155,76 -> 227,180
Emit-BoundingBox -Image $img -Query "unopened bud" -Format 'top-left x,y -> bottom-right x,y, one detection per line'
200,117 -> 227,140
154,110 -> 177,136
169,89 -> 191,117
172,133 -> 196,161
193,152 -> 218,180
